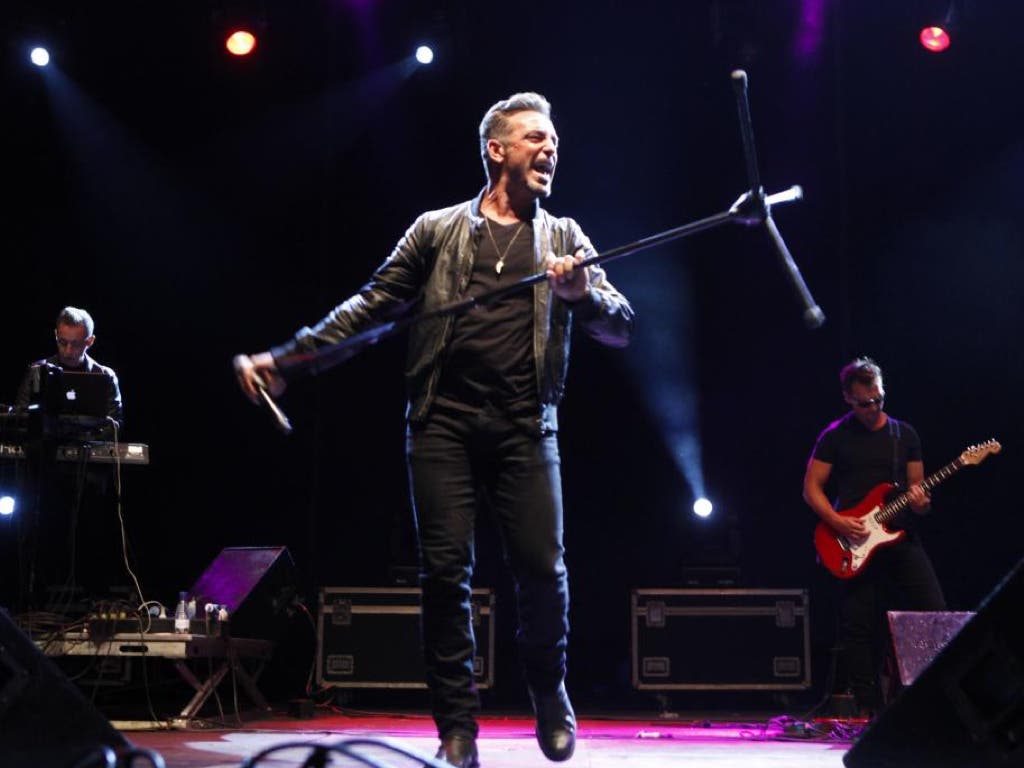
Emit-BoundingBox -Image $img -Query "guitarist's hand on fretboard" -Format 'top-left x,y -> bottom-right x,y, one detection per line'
906,484 -> 931,513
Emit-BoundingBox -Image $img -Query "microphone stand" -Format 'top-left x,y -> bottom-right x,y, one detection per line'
263,70 -> 825,419
729,69 -> 825,329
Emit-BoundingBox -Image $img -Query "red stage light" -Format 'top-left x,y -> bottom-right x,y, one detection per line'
225,29 -> 257,56
919,26 -> 951,52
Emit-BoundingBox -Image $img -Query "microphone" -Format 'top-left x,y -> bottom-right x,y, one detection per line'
233,355 -> 293,435
255,380 -> 293,435
765,185 -> 803,206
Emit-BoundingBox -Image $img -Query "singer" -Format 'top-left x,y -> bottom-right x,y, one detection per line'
234,92 -> 634,767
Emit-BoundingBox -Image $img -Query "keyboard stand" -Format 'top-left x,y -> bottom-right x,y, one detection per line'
172,641 -> 272,726
36,631 -> 274,728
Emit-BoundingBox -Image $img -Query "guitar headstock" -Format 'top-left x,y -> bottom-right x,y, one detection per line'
960,439 -> 1002,466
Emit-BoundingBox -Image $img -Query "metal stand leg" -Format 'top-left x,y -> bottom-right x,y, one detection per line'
172,644 -> 272,725
230,655 -> 270,712
175,660 -> 231,720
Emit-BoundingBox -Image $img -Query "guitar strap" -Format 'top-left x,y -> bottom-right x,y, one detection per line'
888,418 -> 902,484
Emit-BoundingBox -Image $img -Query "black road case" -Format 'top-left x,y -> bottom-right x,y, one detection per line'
317,587 -> 495,689
631,588 -> 811,690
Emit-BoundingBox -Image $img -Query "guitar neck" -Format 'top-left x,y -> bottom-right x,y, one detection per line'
877,457 -> 963,523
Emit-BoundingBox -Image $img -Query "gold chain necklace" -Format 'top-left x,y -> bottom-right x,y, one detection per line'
484,218 -> 526,276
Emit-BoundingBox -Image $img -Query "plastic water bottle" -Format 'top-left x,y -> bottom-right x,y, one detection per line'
173,591 -> 190,634
216,605 -> 230,637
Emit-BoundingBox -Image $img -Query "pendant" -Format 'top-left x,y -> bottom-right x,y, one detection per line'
495,260 -> 504,275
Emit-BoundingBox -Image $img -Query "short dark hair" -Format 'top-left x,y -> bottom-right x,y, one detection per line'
839,356 -> 883,393
478,92 -> 552,180
56,306 -> 95,337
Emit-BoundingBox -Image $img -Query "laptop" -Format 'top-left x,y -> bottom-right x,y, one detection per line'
42,369 -> 114,427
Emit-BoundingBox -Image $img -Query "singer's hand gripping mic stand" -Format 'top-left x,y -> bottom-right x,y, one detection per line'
256,70 -> 825,429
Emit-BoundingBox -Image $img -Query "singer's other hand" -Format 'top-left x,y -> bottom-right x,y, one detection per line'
545,249 -> 590,302
233,352 -> 286,403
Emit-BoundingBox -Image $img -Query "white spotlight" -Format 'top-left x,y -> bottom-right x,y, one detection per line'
693,497 -> 713,518
30,47 -> 50,67
0,495 -> 15,516
415,45 -> 434,65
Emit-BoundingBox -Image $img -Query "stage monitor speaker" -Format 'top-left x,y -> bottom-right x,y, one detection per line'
189,545 -> 297,640
844,557 -> 1024,768
888,610 -> 976,685
0,608 -> 128,767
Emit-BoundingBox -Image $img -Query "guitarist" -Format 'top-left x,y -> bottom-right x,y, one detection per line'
803,357 -> 946,718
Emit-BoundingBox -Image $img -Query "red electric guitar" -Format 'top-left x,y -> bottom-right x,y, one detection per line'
814,439 -> 1001,579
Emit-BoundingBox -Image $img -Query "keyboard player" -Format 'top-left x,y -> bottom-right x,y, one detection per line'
4,306 -> 127,613
15,306 -> 123,438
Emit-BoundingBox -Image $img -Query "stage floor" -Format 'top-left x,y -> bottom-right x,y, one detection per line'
121,709 -> 861,768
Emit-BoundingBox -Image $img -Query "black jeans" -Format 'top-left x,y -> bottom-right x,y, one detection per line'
407,406 -> 569,739
839,534 -> 946,711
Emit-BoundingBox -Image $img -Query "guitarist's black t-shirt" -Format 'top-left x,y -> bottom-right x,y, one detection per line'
812,413 -> 922,529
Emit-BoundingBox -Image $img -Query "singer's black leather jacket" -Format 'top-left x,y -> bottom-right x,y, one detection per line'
270,192 -> 634,433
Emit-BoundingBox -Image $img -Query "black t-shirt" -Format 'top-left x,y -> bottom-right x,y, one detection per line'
434,218 -> 537,415
812,413 -> 922,518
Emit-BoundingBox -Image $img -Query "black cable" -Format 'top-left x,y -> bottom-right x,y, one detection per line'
54,441 -> 91,619
117,747 -> 167,768
240,737 -> 453,768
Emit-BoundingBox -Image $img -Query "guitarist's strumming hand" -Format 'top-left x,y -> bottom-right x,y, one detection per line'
831,511 -> 868,541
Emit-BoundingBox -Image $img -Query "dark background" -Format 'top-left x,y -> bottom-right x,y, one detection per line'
2,0 -> 1019,713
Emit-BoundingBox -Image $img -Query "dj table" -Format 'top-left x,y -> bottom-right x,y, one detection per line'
37,630 -> 273,728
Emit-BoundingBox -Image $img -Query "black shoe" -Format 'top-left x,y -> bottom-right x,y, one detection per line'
530,683 -> 577,762
433,733 -> 480,768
